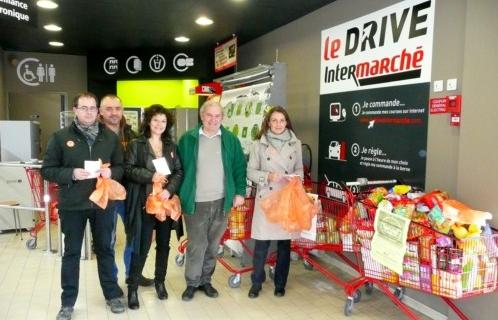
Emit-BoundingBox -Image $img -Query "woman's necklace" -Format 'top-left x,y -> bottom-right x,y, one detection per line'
149,138 -> 163,157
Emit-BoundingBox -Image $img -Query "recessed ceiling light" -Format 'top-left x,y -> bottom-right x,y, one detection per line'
37,1 -> 58,9
175,36 -> 190,43
44,24 -> 62,32
49,41 -> 64,47
195,16 -> 213,26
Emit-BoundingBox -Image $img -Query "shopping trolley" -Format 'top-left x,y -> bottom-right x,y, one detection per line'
290,180 -> 375,316
355,189 -> 498,320
24,167 -> 59,250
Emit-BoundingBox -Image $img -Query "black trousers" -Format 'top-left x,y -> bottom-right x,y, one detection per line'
251,239 -> 291,290
59,208 -> 122,307
128,213 -> 173,289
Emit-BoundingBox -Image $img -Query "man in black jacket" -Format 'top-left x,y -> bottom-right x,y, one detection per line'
99,94 -> 154,287
42,92 -> 125,320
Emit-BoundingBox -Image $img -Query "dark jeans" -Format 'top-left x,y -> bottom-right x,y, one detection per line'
59,208 -> 122,307
184,198 -> 226,287
128,213 -> 173,289
251,239 -> 291,290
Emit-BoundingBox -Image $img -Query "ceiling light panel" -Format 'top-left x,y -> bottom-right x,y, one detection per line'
37,1 -> 58,9
195,16 -> 213,26
44,24 -> 62,31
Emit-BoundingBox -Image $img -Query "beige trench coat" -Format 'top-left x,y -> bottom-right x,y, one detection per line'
247,131 -> 304,240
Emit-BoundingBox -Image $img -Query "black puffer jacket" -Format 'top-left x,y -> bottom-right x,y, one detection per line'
41,122 -> 124,211
124,136 -> 184,246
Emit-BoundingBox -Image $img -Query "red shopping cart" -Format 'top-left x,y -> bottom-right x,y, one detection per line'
290,180 -> 375,316
355,190 -> 498,320
24,167 -> 59,250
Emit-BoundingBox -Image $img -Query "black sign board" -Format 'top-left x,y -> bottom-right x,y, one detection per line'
318,83 -> 429,188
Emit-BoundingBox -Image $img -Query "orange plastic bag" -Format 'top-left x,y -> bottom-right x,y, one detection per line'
260,177 -> 318,232
89,161 -> 126,209
89,177 -> 127,209
145,181 -> 182,221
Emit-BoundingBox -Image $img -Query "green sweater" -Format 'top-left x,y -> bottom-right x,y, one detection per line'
178,125 -> 247,214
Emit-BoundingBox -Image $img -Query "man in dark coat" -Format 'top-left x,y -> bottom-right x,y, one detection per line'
42,92 -> 125,320
99,94 -> 154,287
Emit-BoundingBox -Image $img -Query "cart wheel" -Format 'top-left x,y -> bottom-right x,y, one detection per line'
394,287 -> 405,300
303,260 -> 314,270
353,290 -> 362,303
290,251 -> 300,261
175,254 -> 185,267
268,266 -> 275,280
228,274 -> 241,288
365,282 -> 374,295
217,245 -> 224,258
344,298 -> 354,316
26,238 -> 37,250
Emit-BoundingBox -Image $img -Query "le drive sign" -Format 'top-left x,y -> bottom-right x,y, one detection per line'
0,0 -> 37,26
320,0 -> 435,94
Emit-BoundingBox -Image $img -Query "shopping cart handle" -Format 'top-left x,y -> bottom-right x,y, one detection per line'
344,178 -> 398,187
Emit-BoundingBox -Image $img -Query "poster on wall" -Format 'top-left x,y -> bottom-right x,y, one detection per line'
123,107 -> 143,133
220,82 -> 272,154
318,0 -> 435,188
215,37 -> 238,73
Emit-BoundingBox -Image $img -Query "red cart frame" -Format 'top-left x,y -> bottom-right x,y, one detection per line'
354,186 -> 498,320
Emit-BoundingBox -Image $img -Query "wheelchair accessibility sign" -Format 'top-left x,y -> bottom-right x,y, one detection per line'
17,58 -> 56,86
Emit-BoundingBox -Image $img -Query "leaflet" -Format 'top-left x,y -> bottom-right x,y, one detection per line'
371,208 -> 410,275
152,157 -> 171,175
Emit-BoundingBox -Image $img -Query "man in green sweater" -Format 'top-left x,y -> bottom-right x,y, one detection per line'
178,99 -> 247,301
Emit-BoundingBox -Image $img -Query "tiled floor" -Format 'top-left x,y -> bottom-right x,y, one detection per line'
0,223 -> 432,320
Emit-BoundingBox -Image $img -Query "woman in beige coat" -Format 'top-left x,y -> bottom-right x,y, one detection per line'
247,106 -> 303,298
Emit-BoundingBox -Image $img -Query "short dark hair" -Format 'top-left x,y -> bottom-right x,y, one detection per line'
141,104 -> 175,142
100,94 -> 122,106
256,106 -> 294,139
72,92 -> 98,108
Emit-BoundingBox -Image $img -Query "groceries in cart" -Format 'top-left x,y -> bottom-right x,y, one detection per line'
356,184 -> 497,299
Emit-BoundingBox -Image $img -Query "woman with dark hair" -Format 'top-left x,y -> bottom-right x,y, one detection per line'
247,106 -> 303,298
124,104 -> 183,309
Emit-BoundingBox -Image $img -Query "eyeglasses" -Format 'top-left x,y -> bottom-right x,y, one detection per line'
77,106 -> 98,113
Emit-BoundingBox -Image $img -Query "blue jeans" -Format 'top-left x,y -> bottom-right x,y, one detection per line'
111,200 -> 133,279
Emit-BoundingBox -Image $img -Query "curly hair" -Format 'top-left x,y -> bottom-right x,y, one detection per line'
141,104 -> 175,142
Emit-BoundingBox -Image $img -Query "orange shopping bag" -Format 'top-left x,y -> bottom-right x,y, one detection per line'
260,177 -> 318,232
145,181 -> 182,221
89,162 -> 126,209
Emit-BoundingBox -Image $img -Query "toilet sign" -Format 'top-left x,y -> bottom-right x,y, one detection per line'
16,57 -> 56,86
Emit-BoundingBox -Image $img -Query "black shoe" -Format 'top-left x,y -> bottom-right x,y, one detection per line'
199,283 -> 219,298
248,284 -> 262,298
155,282 -> 168,300
182,286 -> 196,301
139,275 -> 154,287
274,288 -> 285,297
128,289 -> 139,309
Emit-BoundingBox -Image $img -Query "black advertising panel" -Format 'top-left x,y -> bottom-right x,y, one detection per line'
87,50 -> 212,81
318,0 -> 435,188
318,83 -> 429,188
